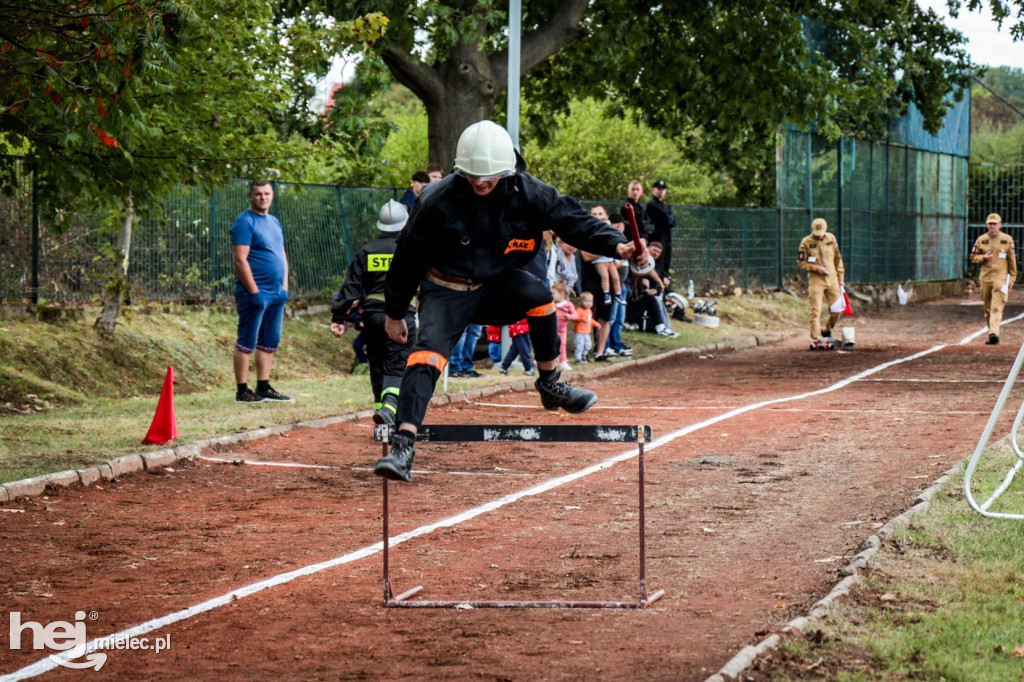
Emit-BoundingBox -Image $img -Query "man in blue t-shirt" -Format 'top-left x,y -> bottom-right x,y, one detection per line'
229,180 -> 291,403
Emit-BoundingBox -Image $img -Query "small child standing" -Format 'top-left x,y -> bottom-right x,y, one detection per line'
573,291 -> 601,363
552,281 -> 579,371
485,325 -> 503,366
499,318 -> 534,375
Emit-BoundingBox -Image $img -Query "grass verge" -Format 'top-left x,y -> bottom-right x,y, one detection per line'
0,293 -> 803,483
749,441 -> 1024,681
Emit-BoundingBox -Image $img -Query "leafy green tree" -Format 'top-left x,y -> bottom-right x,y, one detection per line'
312,0 -> 981,197
525,98 -> 734,204
2,0 -> 386,331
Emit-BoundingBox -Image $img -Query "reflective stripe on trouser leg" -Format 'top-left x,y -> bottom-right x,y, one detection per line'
395,354 -> 445,428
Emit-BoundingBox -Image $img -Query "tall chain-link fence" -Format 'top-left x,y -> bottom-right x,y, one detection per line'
967,164 -> 1024,275
0,127 -> 1006,305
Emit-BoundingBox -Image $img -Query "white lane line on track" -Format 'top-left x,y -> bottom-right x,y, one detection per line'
197,455 -> 537,477
464,401 -> 986,414
0,336 -> 979,680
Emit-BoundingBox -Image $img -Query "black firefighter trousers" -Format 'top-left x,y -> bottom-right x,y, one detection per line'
395,269 -> 558,428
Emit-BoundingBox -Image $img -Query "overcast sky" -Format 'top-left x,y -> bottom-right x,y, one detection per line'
918,0 -> 1024,70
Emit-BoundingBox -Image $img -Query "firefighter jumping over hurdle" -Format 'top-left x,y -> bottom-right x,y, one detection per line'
376,120 -> 647,482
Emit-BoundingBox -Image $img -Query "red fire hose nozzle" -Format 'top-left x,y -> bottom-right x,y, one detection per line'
621,203 -> 655,275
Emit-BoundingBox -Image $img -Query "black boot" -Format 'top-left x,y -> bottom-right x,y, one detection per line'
986,333 -> 1000,345
373,393 -> 399,425
374,431 -> 415,482
535,371 -> 597,414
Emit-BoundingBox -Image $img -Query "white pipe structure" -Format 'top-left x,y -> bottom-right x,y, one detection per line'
963,337 -> 1024,519
506,0 -> 521,149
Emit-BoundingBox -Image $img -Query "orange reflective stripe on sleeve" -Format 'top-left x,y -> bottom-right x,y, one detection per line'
407,350 -> 447,371
525,302 -> 556,317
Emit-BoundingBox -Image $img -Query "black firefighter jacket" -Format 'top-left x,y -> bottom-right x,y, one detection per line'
384,155 -> 627,320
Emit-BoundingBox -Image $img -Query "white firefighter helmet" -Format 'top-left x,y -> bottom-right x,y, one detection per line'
377,199 -> 408,232
665,292 -> 688,312
453,120 -> 516,179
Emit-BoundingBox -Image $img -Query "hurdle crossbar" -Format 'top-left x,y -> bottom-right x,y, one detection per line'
374,423 -> 665,609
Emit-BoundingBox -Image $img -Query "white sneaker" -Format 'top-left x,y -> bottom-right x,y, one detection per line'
559,361 -> 573,371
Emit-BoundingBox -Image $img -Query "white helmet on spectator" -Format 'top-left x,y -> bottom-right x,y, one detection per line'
377,199 -> 407,232
453,121 -> 516,179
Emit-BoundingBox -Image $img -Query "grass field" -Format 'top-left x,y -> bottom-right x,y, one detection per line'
756,443 -> 1024,680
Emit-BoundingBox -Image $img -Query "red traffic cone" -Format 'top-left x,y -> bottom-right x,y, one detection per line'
142,366 -> 178,445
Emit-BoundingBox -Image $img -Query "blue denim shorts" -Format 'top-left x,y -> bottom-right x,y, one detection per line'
235,289 -> 288,353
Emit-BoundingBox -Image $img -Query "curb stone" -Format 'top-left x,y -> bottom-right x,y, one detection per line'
0,332 -> 775,504
704,461 -> 963,682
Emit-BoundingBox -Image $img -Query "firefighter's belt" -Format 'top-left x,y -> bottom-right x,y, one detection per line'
425,268 -> 483,292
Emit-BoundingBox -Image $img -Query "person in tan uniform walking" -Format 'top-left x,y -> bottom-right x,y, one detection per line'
797,218 -> 845,350
970,213 -> 1017,345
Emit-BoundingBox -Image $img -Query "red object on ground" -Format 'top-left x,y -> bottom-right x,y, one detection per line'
142,366 -> 178,445
842,291 -> 854,316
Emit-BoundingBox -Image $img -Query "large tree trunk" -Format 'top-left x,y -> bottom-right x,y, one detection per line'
94,194 -> 133,335
380,0 -> 589,168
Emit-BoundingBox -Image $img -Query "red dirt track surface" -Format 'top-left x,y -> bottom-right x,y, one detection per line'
2,294 -> 1021,680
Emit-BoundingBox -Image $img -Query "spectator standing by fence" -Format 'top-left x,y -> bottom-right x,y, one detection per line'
230,180 -> 291,404
399,170 -> 431,212
645,180 -> 676,280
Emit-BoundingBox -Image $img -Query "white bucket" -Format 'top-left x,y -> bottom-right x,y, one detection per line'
842,326 -> 855,347
695,314 -> 719,328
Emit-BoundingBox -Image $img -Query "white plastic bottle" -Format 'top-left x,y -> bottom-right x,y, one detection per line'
687,280 -> 694,298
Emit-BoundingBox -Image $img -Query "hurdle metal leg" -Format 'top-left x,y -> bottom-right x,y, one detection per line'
378,424 -> 664,609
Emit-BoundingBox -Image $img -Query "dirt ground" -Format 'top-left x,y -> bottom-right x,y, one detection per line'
2,292 -> 1021,680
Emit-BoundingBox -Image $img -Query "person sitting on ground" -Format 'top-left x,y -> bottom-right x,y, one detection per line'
647,241 -> 672,292
625,271 -> 678,338
552,281 -> 579,371
573,291 -> 601,363
499,318 -> 535,375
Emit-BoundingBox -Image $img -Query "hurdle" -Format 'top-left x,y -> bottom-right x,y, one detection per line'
964,337 -> 1024,520
373,423 -> 665,609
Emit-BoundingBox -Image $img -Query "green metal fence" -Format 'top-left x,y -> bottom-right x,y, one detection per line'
0,129 -> 981,304
967,164 -> 1024,275
0,157 -> 402,303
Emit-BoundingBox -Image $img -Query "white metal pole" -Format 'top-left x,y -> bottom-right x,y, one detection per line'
507,0 -> 521,149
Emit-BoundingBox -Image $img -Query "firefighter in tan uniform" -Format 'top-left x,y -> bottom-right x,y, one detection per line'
797,218 -> 845,349
970,213 -> 1017,345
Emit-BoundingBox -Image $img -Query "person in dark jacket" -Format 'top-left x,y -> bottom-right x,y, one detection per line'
622,180 -> 654,241
375,120 -> 645,482
645,179 -> 676,281
331,200 -> 417,425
